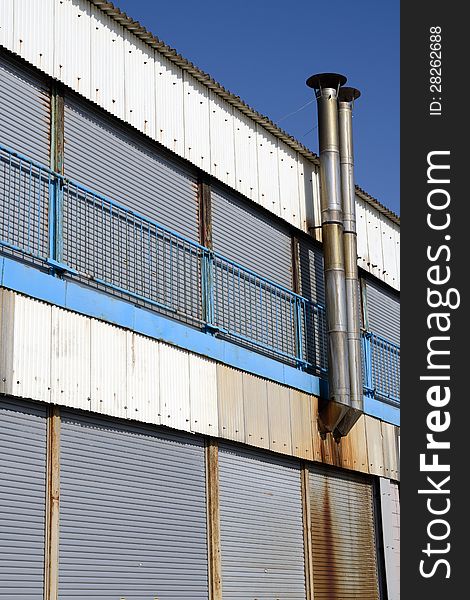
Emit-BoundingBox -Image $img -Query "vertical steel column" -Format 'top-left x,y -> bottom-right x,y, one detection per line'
335,87 -> 364,436
301,464 -> 315,600
306,73 -> 351,432
199,178 -> 216,330
44,405 -> 60,600
205,439 -> 222,600
49,83 -> 65,266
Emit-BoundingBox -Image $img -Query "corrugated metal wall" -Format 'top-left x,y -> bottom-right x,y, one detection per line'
211,185 -> 293,288
218,443 -> 306,599
63,92 -> 199,240
365,278 -> 400,345
309,466 -> 380,600
59,410 -> 209,599
380,479 -> 400,600
0,397 -> 47,599
0,50 -> 50,163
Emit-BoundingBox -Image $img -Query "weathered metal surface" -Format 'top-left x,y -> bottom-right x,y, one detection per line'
154,52 -> 185,156
290,390 -> 314,460
0,397 -> 48,598
256,126 -> 281,215
126,331 -> 160,425
381,421 -> 399,480
210,92 -> 236,189
279,143 -> 302,228
216,365 -> 245,443
14,0 -> 54,76
206,440 -> 222,600
365,415 -> 386,476
301,466 -> 315,600
44,405 -> 60,600
233,110 -> 259,203
380,478 -> 400,600
309,465 -> 380,600
242,373 -> 269,450
266,380 -> 292,455
159,342 -> 191,432
190,353 -> 219,437
341,414 -> 370,474
184,74 -> 211,171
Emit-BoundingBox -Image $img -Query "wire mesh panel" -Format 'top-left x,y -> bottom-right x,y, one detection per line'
370,333 -> 400,404
62,180 -> 203,324
0,146 -> 51,260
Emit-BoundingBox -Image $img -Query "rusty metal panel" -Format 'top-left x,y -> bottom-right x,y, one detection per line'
184,74 -> 211,170
5,292 -> 52,403
90,4 -> 125,120
54,0 -> 92,97
154,51 -> 185,156
90,319 -> 126,418
380,478 -> 400,600
309,466 -> 380,600
256,125 -> 281,215
233,110 -> 258,203
309,395 -> 324,462
13,0 -> 54,76
51,306 -> 91,411
267,380 -> 292,455
279,144 -> 301,228
209,92 -> 236,188
341,414 -> 370,474
216,365 -> 245,443
159,342 -> 191,432
189,353 -> 218,436
242,373 -> 269,449
365,415 -> 386,476
290,390 -> 314,460
123,30 -> 156,138
381,421 -> 399,480
126,331 -> 160,425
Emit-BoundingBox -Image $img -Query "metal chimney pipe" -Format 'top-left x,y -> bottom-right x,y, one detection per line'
334,86 -> 364,437
306,73 -> 351,432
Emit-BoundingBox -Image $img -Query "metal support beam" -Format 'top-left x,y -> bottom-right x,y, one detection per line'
199,178 -> 213,249
44,405 -> 60,600
301,464 -> 315,600
50,83 -> 64,175
205,439 -> 222,600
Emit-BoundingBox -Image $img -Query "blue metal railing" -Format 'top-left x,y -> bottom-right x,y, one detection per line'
362,331 -> 400,405
0,142 -> 400,400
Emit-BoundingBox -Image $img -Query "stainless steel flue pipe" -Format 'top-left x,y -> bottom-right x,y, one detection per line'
335,86 -> 364,437
306,73 -> 351,432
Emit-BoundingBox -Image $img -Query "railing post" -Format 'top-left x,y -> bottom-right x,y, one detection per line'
48,177 -> 63,267
294,297 -> 305,369
362,331 -> 374,397
202,249 -> 217,333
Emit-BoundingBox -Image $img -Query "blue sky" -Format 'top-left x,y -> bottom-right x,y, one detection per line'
116,0 -> 400,215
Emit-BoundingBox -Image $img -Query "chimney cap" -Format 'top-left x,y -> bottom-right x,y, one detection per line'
306,73 -> 347,90
339,87 -> 361,102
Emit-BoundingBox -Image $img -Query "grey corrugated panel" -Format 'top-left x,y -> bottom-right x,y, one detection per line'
59,410 -> 208,599
0,398 -> 47,599
218,443 -> 306,599
309,466 -> 380,600
0,51 -> 50,164
63,92 -> 199,241
365,278 -> 400,345
212,185 -> 293,288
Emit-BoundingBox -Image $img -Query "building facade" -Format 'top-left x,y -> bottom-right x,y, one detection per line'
0,1 -> 400,599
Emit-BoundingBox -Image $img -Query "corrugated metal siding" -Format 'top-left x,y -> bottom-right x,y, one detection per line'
309,466 -> 380,600
0,398 -> 47,599
0,51 -> 50,163
365,278 -> 400,345
380,479 -> 400,600
63,92 -> 199,240
59,410 -> 208,599
219,443 -> 306,599
212,185 -> 293,288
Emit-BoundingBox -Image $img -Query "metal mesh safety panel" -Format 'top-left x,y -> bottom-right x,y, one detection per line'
59,411 -> 209,599
309,466 -> 380,600
0,398 -> 47,599
219,443 -> 306,599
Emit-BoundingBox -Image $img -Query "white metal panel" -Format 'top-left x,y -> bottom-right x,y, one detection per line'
54,0 -> 92,96
159,343 -> 191,431
393,226 -> 401,289
123,31 -> 156,138
298,157 -> 320,238
380,214 -> 399,288
210,91 -> 236,188
154,52 -> 184,156
9,294 -> 51,403
0,0 -> 14,49
356,195 -> 370,270
90,319 -> 127,418
183,73 -> 211,170
14,0 -> 54,76
51,306 -> 91,410
380,478 -> 400,600
233,109 -> 258,202
278,144 -> 301,228
126,331 -> 160,425
189,353 -> 218,436
256,125 -> 280,215
90,5 -> 125,119
365,202 -> 384,279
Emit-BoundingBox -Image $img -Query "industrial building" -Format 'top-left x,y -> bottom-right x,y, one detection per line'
0,1 -> 400,599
